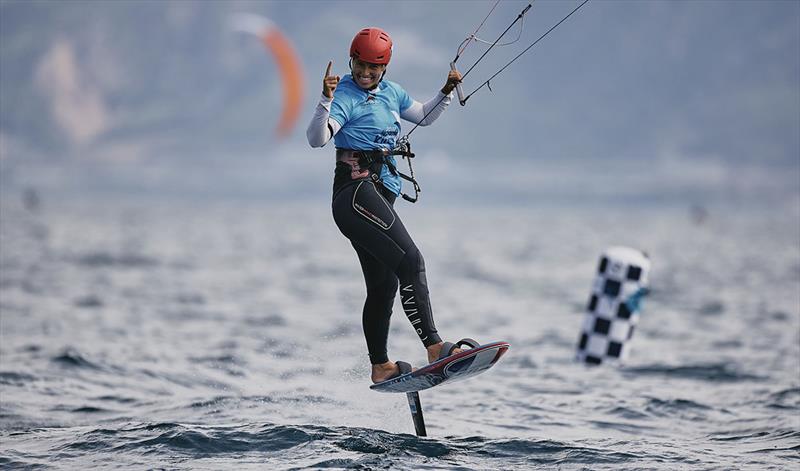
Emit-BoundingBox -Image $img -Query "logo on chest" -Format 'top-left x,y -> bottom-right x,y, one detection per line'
374,127 -> 399,145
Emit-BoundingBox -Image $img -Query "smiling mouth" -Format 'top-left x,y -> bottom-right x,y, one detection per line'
356,74 -> 375,85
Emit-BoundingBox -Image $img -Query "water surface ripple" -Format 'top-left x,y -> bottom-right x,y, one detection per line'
1,199 -> 798,469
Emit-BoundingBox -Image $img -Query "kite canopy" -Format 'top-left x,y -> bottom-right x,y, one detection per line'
232,14 -> 304,138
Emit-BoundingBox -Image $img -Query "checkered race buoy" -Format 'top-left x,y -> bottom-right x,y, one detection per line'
576,246 -> 651,365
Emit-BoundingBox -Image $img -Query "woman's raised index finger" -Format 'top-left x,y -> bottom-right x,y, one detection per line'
325,61 -> 333,78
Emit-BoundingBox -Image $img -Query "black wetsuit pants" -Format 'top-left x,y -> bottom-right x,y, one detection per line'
332,180 -> 441,364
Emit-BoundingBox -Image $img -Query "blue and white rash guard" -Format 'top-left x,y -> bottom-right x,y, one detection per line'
330,75 -> 412,150
307,74 -> 452,196
329,75 -> 411,195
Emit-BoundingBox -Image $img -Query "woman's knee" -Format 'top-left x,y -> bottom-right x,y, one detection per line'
366,275 -> 399,300
396,246 -> 426,280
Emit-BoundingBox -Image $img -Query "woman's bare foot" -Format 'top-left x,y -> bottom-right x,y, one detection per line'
426,342 -> 462,364
371,361 -> 400,383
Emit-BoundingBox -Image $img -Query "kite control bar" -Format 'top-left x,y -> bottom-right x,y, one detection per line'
450,62 -> 467,106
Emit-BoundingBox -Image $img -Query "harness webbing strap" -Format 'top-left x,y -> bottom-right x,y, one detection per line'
351,149 -> 421,203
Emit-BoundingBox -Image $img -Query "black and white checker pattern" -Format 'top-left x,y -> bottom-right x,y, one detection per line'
576,247 -> 650,365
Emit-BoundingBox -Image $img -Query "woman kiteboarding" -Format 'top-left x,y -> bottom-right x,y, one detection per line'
306,27 -> 472,384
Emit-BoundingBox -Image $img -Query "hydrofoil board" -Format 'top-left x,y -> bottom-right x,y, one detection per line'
370,341 -> 510,394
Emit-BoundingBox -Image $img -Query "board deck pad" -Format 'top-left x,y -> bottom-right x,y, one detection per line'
370,341 -> 510,393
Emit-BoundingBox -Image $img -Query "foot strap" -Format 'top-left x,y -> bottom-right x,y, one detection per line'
437,338 -> 481,361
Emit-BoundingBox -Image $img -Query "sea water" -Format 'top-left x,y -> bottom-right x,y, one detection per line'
1,196 -> 798,469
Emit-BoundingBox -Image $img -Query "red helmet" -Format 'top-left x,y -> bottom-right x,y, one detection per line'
349,27 -> 392,65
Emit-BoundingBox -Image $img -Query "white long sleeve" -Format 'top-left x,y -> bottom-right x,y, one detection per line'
400,91 -> 452,126
306,94 -> 342,148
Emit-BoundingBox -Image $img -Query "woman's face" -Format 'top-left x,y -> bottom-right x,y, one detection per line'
351,58 -> 386,90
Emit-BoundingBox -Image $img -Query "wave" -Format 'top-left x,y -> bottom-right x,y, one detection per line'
0,456 -> 50,470
645,397 -> 712,413
0,371 -> 37,386
622,363 -> 766,382
187,394 -> 341,410
73,252 -> 158,268
51,349 -> 103,370
708,427 -> 800,443
70,406 -> 113,414
697,301 -> 726,316
765,387 -> 800,410
93,395 -> 138,404
12,421 -> 669,469
604,398 -> 722,430
51,422 -> 331,455
48,347 -> 129,377
74,295 -> 104,308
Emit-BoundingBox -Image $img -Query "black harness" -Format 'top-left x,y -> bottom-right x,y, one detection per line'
338,142 -> 421,203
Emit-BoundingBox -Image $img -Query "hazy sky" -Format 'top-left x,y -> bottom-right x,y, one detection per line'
1,0 -> 798,205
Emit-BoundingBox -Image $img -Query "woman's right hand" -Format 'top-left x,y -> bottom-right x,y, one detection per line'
323,61 -> 340,99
